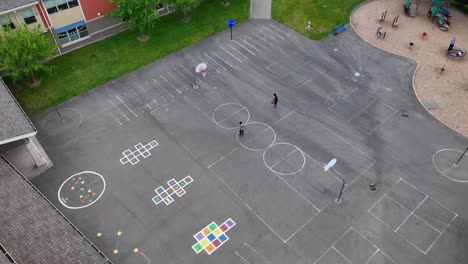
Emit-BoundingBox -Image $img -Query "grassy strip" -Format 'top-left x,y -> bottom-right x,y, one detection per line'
12,0 -> 249,115
272,0 -> 365,40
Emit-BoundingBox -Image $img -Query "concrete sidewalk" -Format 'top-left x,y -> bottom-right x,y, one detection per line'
250,0 -> 271,19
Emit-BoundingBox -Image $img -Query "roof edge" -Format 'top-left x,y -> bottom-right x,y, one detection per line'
0,131 -> 36,145
0,1 -> 39,16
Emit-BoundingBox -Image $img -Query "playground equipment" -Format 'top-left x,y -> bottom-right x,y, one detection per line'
447,48 -> 466,57
378,10 -> 399,27
405,0 -> 432,16
427,0 -> 452,30
376,27 -> 387,39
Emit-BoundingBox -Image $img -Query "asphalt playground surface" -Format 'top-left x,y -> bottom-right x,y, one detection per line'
31,19 -> 468,264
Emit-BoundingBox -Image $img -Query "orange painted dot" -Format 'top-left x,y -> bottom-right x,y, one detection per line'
92,193 -> 96,196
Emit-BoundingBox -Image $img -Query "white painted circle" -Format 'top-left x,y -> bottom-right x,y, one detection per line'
433,149 -> 468,182
213,103 -> 250,129
263,143 -> 306,175
237,122 -> 276,151
58,171 -> 106,209
41,108 -> 83,136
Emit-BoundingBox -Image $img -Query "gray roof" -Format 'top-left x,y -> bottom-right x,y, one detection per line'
0,0 -> 38,13
0,158 -> 110,264
0,251 -> 13,264
0,79 -> 35,144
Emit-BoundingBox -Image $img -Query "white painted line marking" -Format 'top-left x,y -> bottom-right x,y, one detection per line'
109,112 -> 122,125
136,83 -> 146,93
220,45 -> 244,62
244,243 -> 273,264
296,79 -> 311,89
204,53 -> 227,71
331,246 -> 353,264
146,103 -> 152,110
348,97 -> 378,121
116,95 -> 138,117
152,98 -> 159,106
235,251 -> 251,264
266,24 -> 291,36
152,78 -> 170,93
108,99 -> 130,121
244,35 -> 267,50
172,65 -> 190,80
210,51 -> 234,67
262,26 -> 285,39
160,74 -> 179,93
238,37 -> 262,53
233,40 -> 257,55
226,42 -> 251,58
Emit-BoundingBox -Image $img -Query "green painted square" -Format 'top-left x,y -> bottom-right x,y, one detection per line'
192,243 -> 203,253
179,181 -> 186,187
208,223 -> 218,231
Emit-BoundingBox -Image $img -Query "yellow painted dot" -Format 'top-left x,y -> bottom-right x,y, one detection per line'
97,233 -> 102,237
80,195 -> 83,198
117,231 -> 122,236
71,187 -> 75,190
113,249 -> 118,254
133,248 -> 139,253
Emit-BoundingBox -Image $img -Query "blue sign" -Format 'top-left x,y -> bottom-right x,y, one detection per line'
227,19 -> 236,28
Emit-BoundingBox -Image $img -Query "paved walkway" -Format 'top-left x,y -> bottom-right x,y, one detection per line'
250,0 -> 271,19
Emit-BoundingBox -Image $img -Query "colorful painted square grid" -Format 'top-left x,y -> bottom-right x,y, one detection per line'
152,176 -> 193,206
192,218 -> 236,255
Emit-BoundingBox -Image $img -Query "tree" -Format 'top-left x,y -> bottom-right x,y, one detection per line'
110,0 -> 160,41
0,24 -> 57,86
168,0 -> 200,23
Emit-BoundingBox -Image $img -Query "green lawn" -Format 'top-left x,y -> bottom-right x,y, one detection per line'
11,0 -> 249,115
272,0 -> 365,40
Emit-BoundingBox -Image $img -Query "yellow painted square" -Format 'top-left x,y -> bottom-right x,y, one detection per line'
200,238 -> 210,247
213,228 -> 223,237
205,244 -> 215,254
202,228 -> 211,236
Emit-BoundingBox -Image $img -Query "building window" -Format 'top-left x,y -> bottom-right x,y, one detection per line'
21,9 -> 37,25
0,16 -> 15,30
43,0 -> 80,14
57,24 -> 88,45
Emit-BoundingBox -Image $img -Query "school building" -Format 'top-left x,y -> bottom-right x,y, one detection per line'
0,0 -> 175,53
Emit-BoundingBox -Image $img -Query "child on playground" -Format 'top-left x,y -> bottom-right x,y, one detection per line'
239,122 -> 245,136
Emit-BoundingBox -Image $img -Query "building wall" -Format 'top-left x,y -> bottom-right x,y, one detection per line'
47,6 -> 84,29
0,6 -> 46,32
79,0 -> 117,21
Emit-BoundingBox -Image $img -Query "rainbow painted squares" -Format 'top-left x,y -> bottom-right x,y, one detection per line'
192,218 -> 236,255
152,176 -> 193,206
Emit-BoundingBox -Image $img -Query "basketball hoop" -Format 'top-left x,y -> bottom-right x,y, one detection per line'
195,63 -> 207,76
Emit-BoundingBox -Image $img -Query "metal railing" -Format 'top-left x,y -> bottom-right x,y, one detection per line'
0,156 -> 114,264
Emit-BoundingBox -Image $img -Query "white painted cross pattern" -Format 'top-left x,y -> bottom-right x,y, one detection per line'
120,140 -> 159,165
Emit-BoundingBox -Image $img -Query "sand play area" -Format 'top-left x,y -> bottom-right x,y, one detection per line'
351,0 -> 468,137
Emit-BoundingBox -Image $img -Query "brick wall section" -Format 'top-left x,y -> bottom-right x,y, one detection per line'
0,158 -> 109,264
0,79 -> 35,143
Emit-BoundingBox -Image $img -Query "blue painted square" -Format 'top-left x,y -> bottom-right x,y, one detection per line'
207,233 -> 216,242
155,187 -> 165,194
218,234 -> 228,243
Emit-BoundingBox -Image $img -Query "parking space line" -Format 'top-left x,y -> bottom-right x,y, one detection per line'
108,99 -> 130,121
221,44 -> 245,61
234,251 -> 251,264
244,243 -> 273,264
204,53 -> 227,71
210,51 -> 234,67
172,65 -> 191,81
233,40 -> 257,55
246,33 -> 274,48
116,96 -> 138,117
152,78 -> 170,94
253,28 -> 280,43
261,26 -> 286,40
237,37 -> 262,53
160,74 -> 179,92
109,112 -> 122,125
243,35 -> 267,50
266,24 -> 291,36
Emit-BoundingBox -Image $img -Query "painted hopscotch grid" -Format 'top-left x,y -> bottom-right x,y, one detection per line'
313,226 -> 398,264
368,178 -> 458,254
120,140 -> 159,165
152,176 -> 193,206
192,218 -> 236,255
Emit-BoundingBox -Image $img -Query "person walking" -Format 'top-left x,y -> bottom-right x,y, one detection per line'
448,37 -> 456,51
271,93 -> 278,108
239,121 -> 245,136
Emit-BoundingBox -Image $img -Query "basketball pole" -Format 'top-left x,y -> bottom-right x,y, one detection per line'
192,66 -> 198,89
454,146 -> 468,167
329,167 -> 346,204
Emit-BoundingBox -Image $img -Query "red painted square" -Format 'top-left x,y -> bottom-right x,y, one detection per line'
220,224 -> 228,232
212,239 -> 221,247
